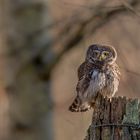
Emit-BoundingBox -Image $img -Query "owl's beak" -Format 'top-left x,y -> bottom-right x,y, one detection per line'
99,54 -> 106,61
99,55 -> 103,61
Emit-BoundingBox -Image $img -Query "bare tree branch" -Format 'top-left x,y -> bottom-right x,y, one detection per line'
40,0 -> 139,79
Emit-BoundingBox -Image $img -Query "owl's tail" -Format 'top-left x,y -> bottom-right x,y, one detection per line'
69,96 -> 91,112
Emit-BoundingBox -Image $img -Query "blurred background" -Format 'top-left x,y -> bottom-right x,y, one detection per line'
0,0 -> 140,140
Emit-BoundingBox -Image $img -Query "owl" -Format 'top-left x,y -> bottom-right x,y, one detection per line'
69,44 -> 120,112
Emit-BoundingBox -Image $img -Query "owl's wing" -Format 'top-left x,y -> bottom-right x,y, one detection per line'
77,62 -> 86,80
113,63 -> 121,80
76,62 -> 93,94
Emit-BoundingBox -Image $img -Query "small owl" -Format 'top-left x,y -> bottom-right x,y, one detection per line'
69,44 -> 120,112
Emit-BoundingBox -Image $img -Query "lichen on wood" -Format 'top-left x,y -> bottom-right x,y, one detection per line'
122,99 -> 139,124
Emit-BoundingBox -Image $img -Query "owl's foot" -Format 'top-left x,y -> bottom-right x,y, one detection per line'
69,98 -> 91,112
69,105 -> 91,112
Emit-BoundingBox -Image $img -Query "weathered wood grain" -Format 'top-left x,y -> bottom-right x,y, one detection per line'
84,96 -> 140,140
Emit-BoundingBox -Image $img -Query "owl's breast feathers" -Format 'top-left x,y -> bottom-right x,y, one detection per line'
77,61 -> 120,97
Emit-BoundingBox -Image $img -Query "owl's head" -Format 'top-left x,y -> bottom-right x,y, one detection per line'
86,44 -> 117,65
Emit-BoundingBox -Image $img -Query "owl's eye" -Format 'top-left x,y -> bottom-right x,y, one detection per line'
103,51 -> 109,56
93,51 -> 99,56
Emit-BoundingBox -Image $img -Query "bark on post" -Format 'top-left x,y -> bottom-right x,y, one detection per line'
84,95 -> 140,140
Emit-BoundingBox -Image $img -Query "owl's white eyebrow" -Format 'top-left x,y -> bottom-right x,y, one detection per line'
102,50 -> 109,53
93,50 -> 100,53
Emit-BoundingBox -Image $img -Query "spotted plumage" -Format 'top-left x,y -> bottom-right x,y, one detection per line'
69,44 -> 120,112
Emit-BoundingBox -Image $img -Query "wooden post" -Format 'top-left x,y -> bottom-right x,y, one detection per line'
84,95 -> 140,140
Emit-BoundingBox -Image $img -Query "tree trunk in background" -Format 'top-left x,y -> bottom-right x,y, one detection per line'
0,0 -> 53,140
